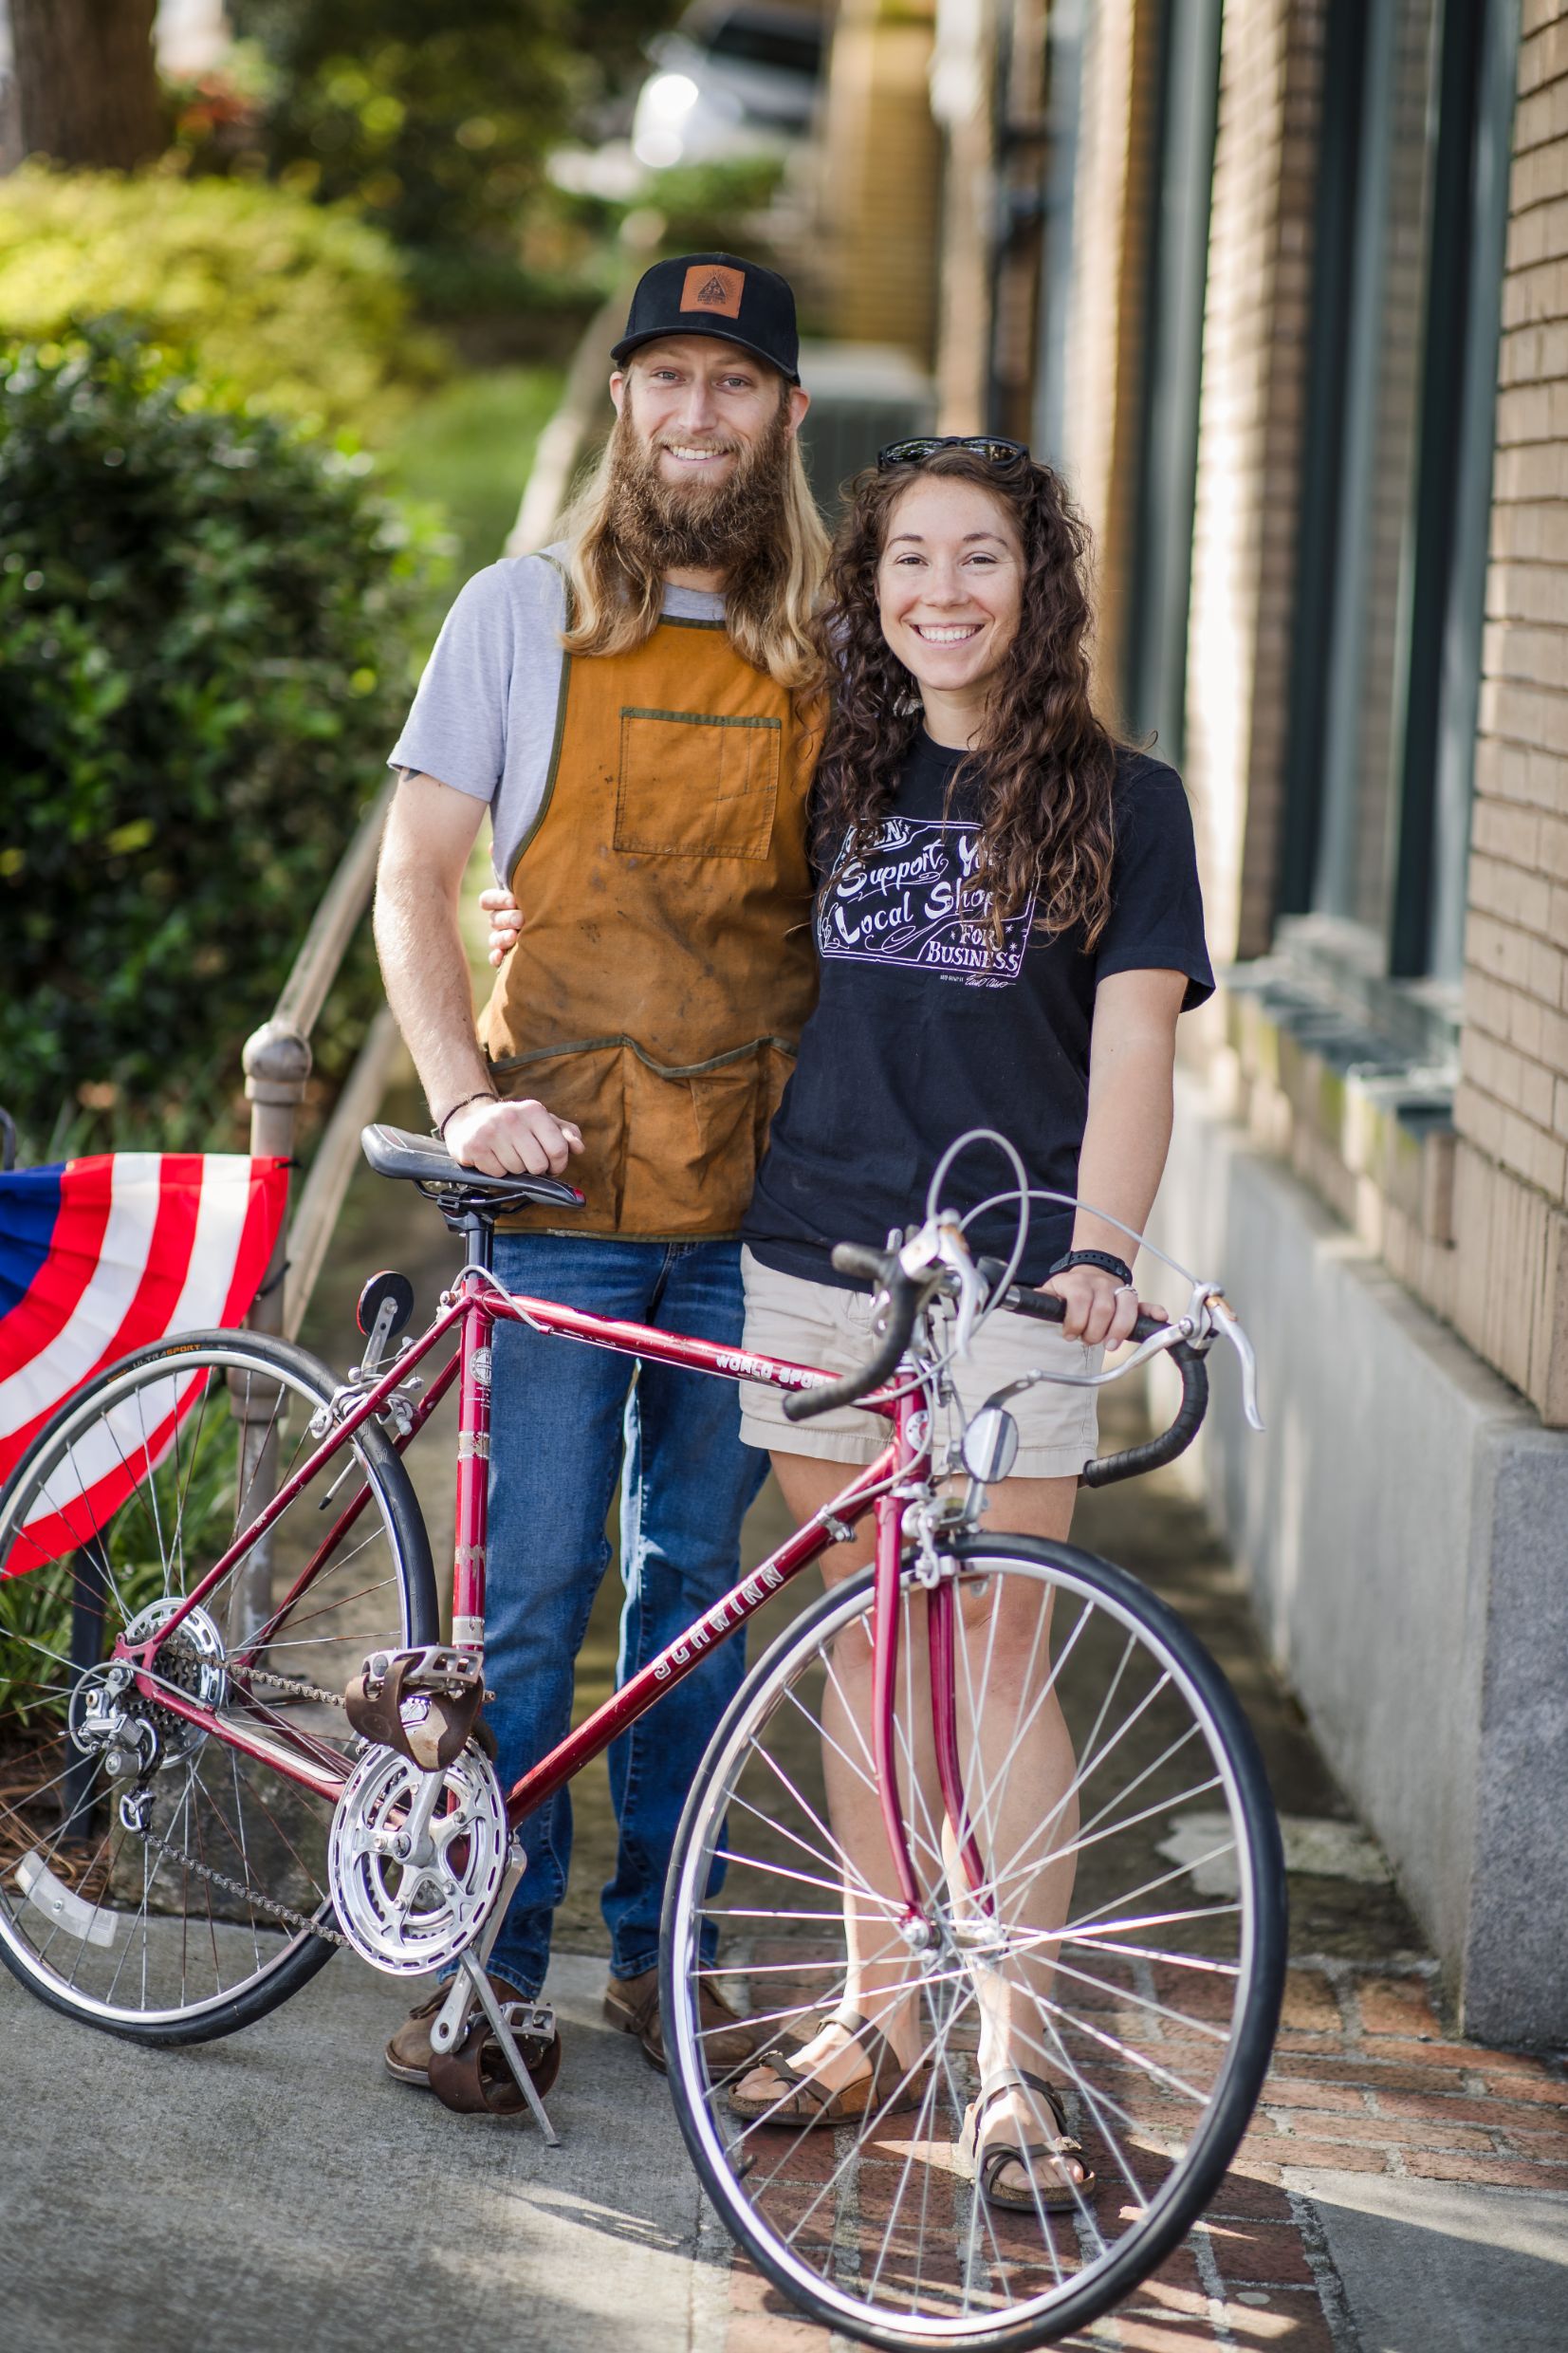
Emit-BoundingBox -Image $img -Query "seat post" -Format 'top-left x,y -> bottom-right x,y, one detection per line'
461,1207 -> 495,1272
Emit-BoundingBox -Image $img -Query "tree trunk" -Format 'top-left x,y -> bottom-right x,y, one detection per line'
9,0 -> 163,171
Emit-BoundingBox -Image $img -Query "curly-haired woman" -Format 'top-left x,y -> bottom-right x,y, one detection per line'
486,440 -> 1212,2213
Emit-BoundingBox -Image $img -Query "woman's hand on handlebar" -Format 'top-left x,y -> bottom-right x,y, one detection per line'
1042,1265 -> 1163,1350
479,885 -> 523,968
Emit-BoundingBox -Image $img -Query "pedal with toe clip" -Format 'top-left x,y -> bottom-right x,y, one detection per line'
337,1650 -> 563,2142
342,1643 -> 492,1771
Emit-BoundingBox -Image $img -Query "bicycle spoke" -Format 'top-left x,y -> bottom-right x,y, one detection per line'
0,1333 -> 421,2030
663,1542 -> 1283,2346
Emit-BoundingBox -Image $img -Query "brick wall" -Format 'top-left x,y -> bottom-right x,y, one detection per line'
1448,0 -> 1568,1420
932,1 -> 999,434
1182,0 -> 1326,964
814,0 -> 942,366
1058,0 -> 1163,704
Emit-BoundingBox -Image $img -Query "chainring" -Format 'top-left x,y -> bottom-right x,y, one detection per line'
327,1742 -> 507,1975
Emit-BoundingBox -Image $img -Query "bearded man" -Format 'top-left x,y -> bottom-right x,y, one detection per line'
373,254 -> 826,2092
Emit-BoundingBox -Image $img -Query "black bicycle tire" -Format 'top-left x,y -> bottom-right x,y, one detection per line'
660,1533 -> 1287,2353
0,1326 -> 440,2047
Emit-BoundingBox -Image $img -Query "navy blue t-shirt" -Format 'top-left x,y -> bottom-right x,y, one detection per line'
743,732 -> 1214,1288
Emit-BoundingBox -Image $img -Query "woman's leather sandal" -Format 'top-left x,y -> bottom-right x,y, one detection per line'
959,2066 -> 1098,2213
726,2009 -> 929,2127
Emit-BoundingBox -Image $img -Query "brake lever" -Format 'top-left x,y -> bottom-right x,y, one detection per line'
932,1212 -> 985,1356
1201,1288 -> 1265,1431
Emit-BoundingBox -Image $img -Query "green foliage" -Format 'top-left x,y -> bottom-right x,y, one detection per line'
0,323 -> 446,1160
644,157 -> 790,261
0,163 -> 444,440
384,363 -> 563,579
0,1446 -> 226,1733
226,0 -> 685,307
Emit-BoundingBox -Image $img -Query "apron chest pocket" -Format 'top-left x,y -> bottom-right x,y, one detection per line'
615,708 -> 781,861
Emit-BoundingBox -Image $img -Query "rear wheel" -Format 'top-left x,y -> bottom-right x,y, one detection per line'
661,1535 -> 1286,2351
0,1330 -> 437,2042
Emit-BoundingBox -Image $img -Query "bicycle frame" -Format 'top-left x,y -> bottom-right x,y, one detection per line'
113,1262 -> 977,1931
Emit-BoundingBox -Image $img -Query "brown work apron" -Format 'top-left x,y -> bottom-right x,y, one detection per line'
476,603 -> 819,1236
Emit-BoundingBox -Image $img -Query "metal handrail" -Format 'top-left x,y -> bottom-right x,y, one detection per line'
241,773 -> 401,1348
273,777 -> 395,1041
504,283 -> 628,558
231,778 -> 404,1632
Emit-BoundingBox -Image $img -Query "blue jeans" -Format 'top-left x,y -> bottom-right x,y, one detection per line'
480,1232 -> 768,1998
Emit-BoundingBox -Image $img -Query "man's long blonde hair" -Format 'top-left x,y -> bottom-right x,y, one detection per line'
556,377 -> 830,695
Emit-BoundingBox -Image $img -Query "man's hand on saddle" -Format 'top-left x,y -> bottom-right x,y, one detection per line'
478,885 -> 523,967
443,1094 -> 583,1179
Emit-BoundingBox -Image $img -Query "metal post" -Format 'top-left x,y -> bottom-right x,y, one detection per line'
61,1546 -> 106,1842
232,1020 -> 311,1640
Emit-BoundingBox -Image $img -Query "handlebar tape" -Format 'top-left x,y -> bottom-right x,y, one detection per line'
782,1246 -> 913,1422
780,1244 -> 1210,1475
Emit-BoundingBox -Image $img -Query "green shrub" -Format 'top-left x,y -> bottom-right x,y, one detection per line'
0,323 -> 447,1160
644,157 -> 789,260
384,362 -> 563,578
0,164 -> 445,441
226,0 -> 683,287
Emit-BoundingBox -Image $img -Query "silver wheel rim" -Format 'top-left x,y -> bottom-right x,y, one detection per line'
0,1341 -> 415,2029
667,1550 -> 1267,2344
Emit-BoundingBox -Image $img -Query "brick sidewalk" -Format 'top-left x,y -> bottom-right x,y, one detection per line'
720,1960 -> 1568,2351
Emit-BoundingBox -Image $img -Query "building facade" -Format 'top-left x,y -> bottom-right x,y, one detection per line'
809,0 -> 1567,2044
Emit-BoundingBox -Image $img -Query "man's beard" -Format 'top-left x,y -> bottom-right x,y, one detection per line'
603,397 -> 793,579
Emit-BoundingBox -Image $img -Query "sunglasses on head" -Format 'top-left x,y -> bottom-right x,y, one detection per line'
876,435 -> 1031,470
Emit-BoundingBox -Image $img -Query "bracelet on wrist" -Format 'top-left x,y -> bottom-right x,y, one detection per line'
434,1089 -> 498,1141
1049,1247 -> 1135,1289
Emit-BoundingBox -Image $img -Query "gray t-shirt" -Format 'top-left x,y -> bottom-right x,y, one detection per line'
387,542 -> 728,885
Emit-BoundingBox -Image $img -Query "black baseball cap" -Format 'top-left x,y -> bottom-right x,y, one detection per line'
611,251 -> 801,384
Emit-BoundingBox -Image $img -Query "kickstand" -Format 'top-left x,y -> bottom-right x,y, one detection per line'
459,1955 -> 562,2146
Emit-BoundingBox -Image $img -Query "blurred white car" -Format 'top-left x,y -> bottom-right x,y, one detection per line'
632,3 -> 825,171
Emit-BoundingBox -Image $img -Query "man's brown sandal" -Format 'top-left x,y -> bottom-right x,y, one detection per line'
726,2010 -> 930,2127
603,1965 -> 763,2075
959,2066 -> 1098,2213
385,1973 -> 561,2115
428,1996 -> 562,2117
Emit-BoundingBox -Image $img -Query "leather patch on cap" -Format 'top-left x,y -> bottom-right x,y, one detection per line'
680,263 -> 745,319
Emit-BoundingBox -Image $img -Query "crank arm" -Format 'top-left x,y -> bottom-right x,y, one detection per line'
430,1839 -> 526,2059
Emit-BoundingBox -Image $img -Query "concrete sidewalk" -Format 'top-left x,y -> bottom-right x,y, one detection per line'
0,1950 -> 729,2353
4,1101 -> 1564,2352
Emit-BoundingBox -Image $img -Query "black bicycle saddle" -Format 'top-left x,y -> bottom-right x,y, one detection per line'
360,1122 -> 584,1211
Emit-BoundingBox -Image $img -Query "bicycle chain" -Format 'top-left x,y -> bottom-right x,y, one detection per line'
127,1812 -> 350,1947
231,1664 -> 349,1714
127,1664 -> 355,1948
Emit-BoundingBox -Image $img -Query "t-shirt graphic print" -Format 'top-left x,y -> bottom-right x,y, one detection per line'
817,815 -> 1035,988
744,731 -> 1216,1292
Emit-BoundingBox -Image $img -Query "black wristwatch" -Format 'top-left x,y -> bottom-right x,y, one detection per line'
1048,1248 -> 1135,1288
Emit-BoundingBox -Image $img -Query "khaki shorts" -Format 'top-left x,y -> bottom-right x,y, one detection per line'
739,1248 -> 1101,1477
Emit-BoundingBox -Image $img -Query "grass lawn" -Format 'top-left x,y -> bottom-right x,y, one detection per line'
386,362 -> 563,584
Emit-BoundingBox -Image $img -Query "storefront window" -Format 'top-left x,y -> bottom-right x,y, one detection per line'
1281,0 -> 1518,994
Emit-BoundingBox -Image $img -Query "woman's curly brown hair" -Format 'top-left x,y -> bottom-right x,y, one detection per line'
811,449 -> 1117,946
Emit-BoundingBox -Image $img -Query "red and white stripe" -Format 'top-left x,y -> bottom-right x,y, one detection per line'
0,1155 -> 286,1573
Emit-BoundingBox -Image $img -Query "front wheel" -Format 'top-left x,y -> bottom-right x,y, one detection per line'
661,1535 -> 1286,2352
0,1329 -> 438,2043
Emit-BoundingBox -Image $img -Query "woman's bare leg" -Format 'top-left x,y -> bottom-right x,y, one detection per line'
733,1453 -> 1087,2194
732,1453 -> 921,2103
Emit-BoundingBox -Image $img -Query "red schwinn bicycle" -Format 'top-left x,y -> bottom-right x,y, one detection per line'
0,1121 -> 1282,2352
